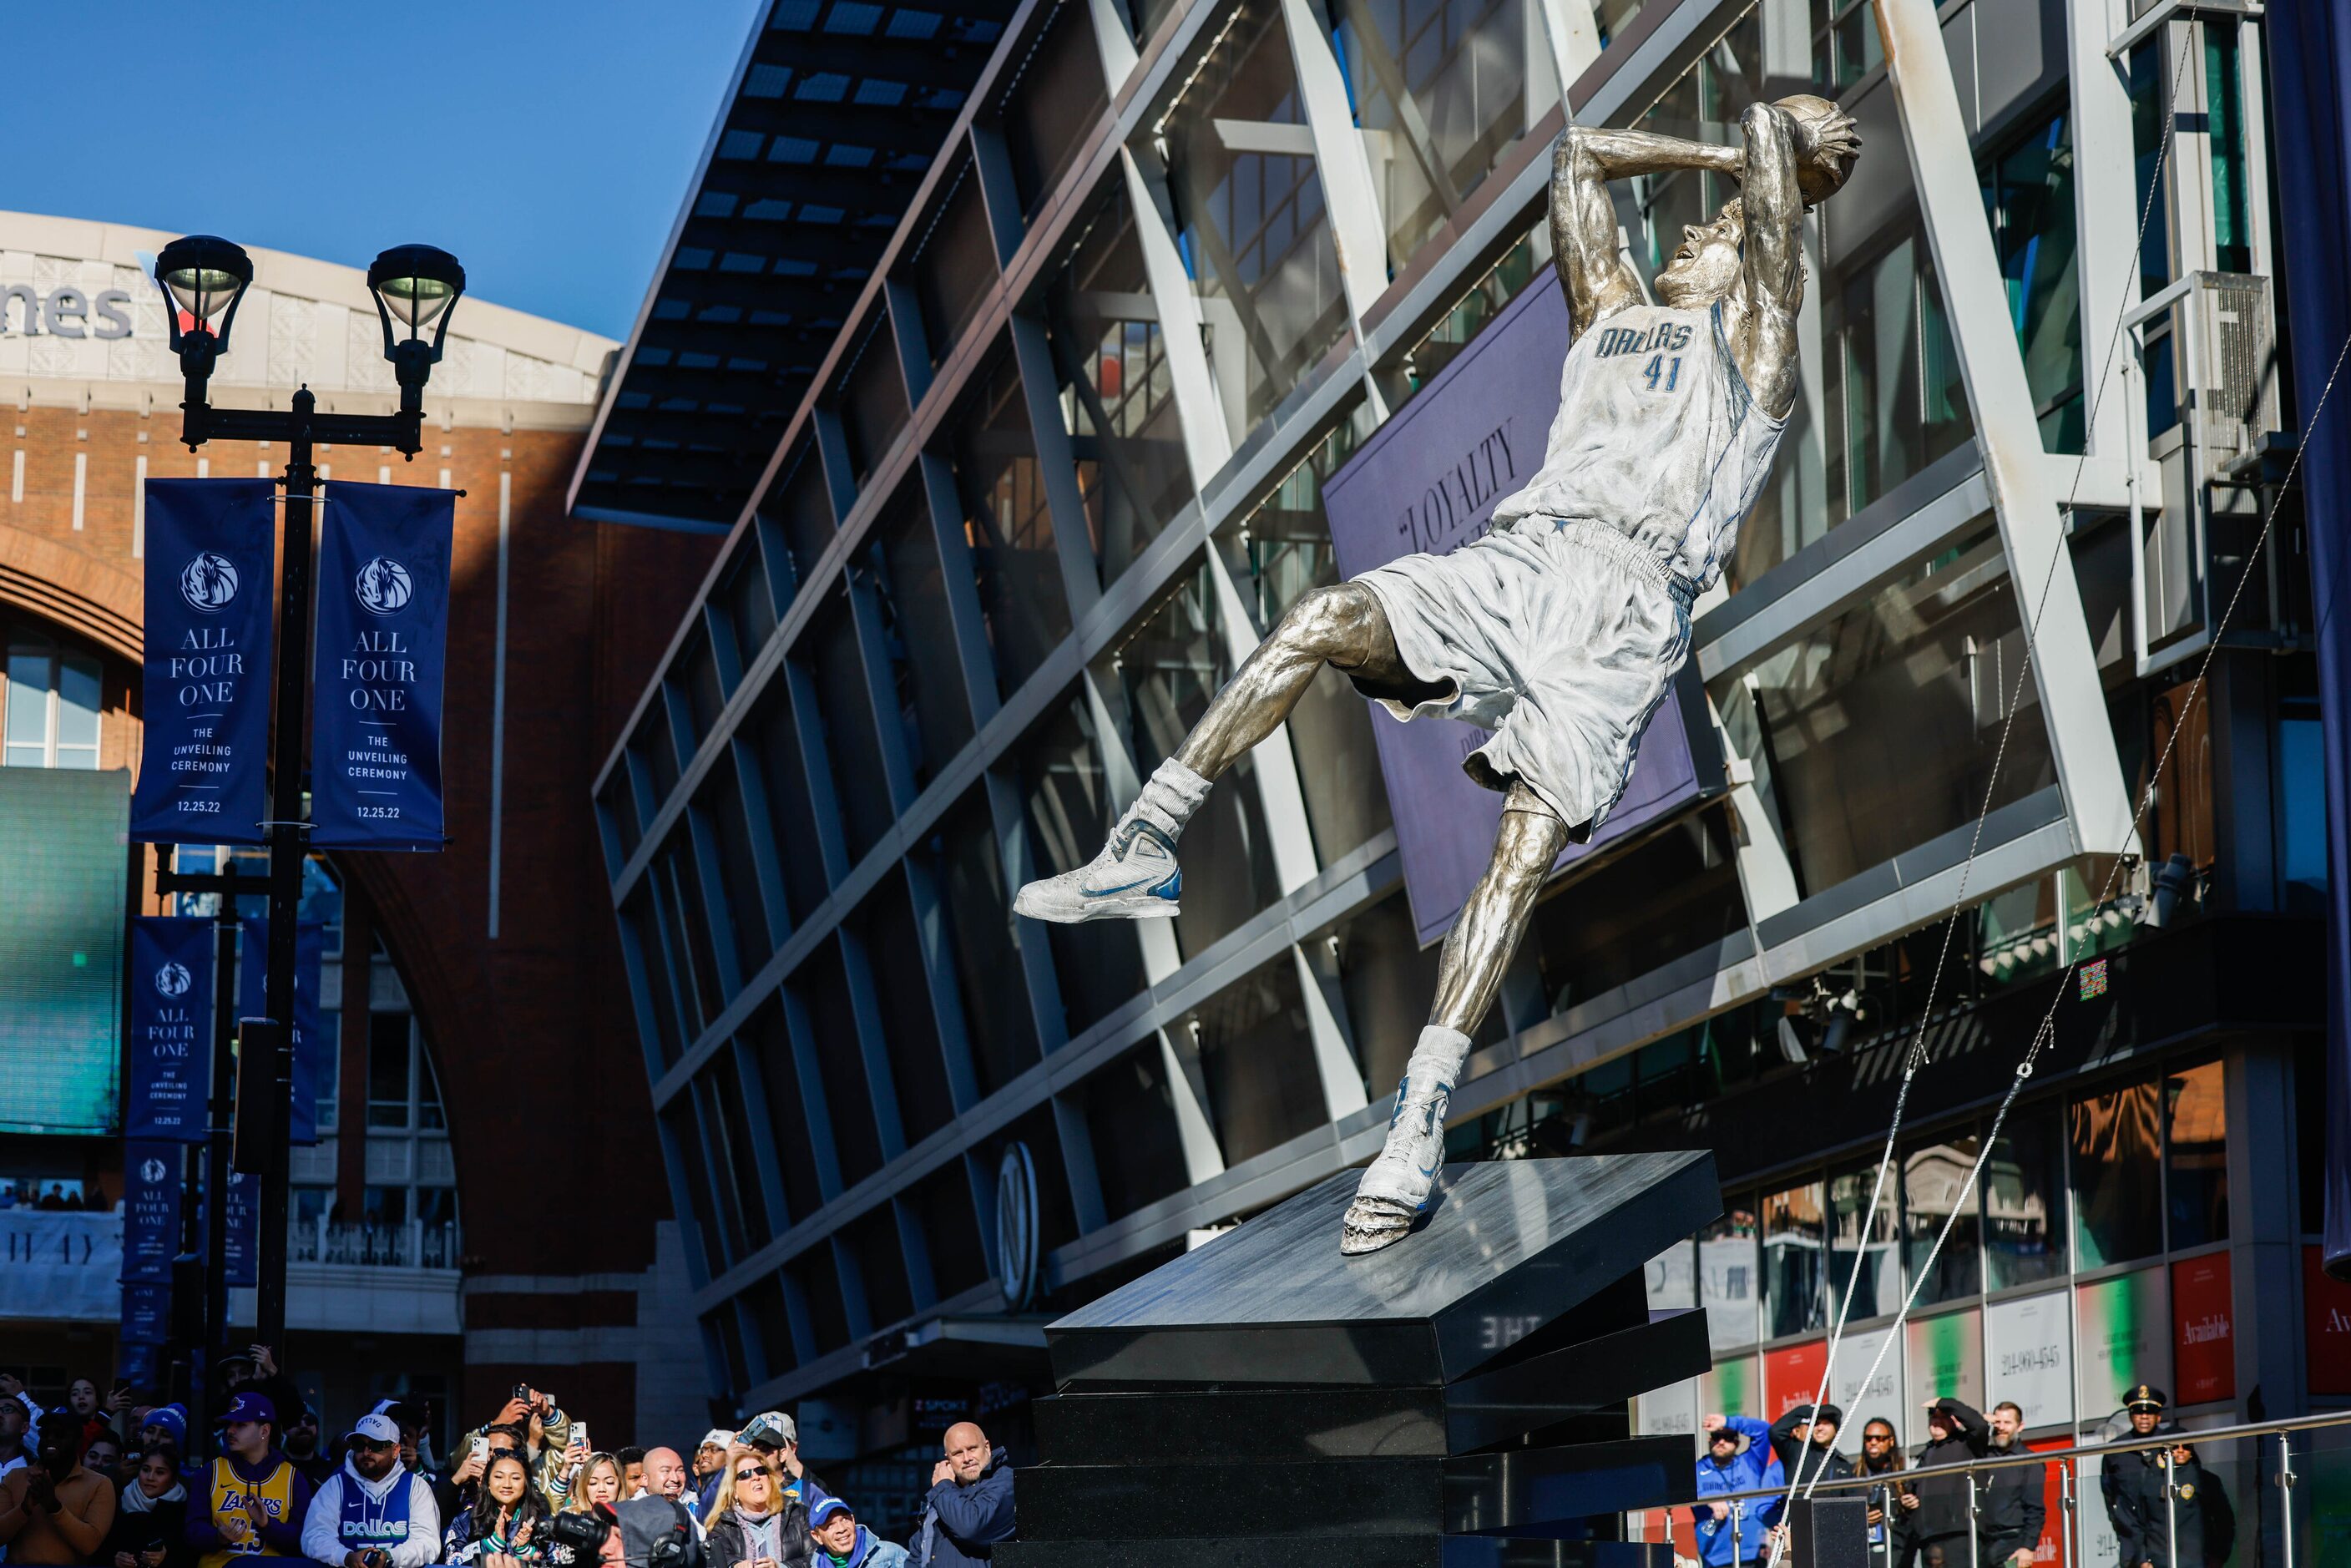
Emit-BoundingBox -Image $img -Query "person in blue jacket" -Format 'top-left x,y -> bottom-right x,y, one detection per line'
1694,1414 -> 1784,1567
909,1424 -> 1011,1568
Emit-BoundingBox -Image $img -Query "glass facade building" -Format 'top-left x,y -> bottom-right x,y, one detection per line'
590,0 -> 2325,1519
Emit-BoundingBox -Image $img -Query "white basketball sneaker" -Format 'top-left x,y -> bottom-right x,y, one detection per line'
1014,758 -> 1209,924
1341,1030 -> 1470,1255
1341,1070 -> 1451,1254
1012,815 -> 1186,923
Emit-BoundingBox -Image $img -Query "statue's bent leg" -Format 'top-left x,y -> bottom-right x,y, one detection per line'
1342,784 -> 1570,1255
1177,583 -> 1404,780
1014,584 -> 1404,924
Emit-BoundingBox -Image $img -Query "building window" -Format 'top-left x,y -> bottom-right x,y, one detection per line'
2164,1060 -> 2228,1249
1047,180 -> 1194,585
1164,0 -> 1352,439
1827,230 -> 1972,522
953,345 -> 1071,701
1330,0 -> 1536,271
2070,1077 -> 2163,1269
1762,1179 -> 1827,1338
1981,109 -> 2084,453
4,635 -> 101,770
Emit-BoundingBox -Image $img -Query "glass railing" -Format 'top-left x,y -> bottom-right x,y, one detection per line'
288,1217 -> 461,1270
1626,1409 -> 2351,1567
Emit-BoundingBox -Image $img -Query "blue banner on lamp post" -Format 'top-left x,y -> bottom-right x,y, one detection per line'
121,1141 -> 180,1284
131,478 -> 276,844
126,917 -> 213,1142
220,1167 -> 259,1289
311,480 -> 453,850
237,918 -> 325,1146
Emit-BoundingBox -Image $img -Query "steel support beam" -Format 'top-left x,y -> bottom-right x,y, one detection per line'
1874,0 -> 2138,858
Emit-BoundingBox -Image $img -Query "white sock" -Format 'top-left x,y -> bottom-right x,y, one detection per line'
1123,757 -> 1211,843
1399,1024 -> 1473,1099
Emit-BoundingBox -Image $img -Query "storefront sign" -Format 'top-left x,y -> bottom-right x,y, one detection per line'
1903,1307 -> 1984,1445
1321,274 -> 1720,945
1765,1338 -> 1827,1419
311,481 -> 453,850
1700,1353 -> 1759,1428
2303,1245 -> 2351,1395
131,479 -> 276,844
236,918 -> 325,1146
1636,1377 -> 1699,1445
121,1141 -> 179,1284
1829,1324 -> 1902,1439
2171,1252 -> 2235,1405
2075,1267 -> 2170,1423
126,916 -> 212,1142
1987,1288 -> 2074,1428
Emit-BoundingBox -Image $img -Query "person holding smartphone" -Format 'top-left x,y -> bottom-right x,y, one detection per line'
106,1444 -> 191,1568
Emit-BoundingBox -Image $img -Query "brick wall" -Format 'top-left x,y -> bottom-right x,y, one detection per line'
0,397 -> 720,1294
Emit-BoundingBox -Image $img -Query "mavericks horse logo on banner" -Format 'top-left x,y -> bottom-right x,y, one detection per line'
154,960 -> 191,998
356,555 -> 412,615
179,551 -> 240,612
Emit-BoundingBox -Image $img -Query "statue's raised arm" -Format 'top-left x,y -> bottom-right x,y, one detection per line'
1727,99 -> 1858,418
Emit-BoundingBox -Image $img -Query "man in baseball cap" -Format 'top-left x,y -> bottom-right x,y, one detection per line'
298,1414 -> 439,1568
808,1497 -> 906,1568
190,1393 -> 312,1568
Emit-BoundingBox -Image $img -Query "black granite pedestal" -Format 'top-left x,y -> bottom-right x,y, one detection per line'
999,1151 -> 1721,1568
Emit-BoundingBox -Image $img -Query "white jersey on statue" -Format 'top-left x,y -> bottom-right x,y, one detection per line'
1489,300 -> 1787,592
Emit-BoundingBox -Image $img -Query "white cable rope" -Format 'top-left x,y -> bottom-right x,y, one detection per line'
1762,24 -> 2199,1555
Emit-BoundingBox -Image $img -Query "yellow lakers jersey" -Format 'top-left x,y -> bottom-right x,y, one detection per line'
199,1456 -> 299,1568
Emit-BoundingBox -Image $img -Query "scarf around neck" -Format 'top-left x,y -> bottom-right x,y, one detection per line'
123,1479 -> 188,1513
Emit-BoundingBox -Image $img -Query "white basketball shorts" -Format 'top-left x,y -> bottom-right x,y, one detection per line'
1347,518 -> 1693,841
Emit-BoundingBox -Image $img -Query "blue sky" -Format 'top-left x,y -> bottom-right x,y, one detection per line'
0,1 -> 762,341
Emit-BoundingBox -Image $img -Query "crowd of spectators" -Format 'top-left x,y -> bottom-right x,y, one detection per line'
0,1358 -> 1016,1568
1685,1386 -> 2232,1568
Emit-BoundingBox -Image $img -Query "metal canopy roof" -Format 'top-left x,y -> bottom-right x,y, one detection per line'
569,0 -> 1013,531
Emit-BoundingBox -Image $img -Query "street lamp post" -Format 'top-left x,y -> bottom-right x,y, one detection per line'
154,235 -> 465,1353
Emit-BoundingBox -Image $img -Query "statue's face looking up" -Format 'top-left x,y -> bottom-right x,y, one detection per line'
1655,202 -> 1745,308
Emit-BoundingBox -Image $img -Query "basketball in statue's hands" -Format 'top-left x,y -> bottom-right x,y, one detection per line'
1775,93 -> 1861,205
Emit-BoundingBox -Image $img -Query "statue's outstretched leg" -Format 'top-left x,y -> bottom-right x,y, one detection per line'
1013,584 -> 1422,922
1341,787 -> 1569,1255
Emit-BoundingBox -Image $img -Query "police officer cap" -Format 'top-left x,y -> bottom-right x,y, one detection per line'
2124,1383 -> 2168,1413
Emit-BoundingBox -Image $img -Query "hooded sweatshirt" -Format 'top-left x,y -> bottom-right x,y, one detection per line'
300,1459 -> 442,1568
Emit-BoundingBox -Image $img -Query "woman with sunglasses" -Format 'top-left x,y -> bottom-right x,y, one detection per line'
299,1415 -> 441,1568
705,1448 -> 814,1568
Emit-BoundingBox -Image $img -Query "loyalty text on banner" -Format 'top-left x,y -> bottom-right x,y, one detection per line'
127,917 -> 212,1142
122,1141 -> 180,1285
132,478 -> 276,845
1320,272 -> 1724,945
238,918 -> 325,1146
312,481 -> 453,850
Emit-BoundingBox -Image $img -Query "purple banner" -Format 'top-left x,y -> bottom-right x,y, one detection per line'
1322,271 -> 1723,945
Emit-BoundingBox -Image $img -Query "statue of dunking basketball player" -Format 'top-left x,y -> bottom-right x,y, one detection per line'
1015,97 -> 1860,1254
